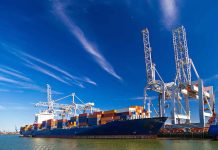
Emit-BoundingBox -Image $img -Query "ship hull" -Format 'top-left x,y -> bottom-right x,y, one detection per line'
20,117 -> 167,138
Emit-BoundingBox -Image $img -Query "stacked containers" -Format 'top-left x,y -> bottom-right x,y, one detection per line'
26,125 -> 33,131
115,107 -> 135,120
68,116 -> 78,128
130,106 -> 143,118
101,110 -> 116,125
46,119 -> 56,129
41,121 -> 47,129
79,113 -> 88,126
57,119 -> 67,128
33,123 -> 41,130
87,112 -> 102,126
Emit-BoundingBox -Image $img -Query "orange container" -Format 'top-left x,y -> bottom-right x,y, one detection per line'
88,114 -> 102,118
113,116 -> 120,120
103,110 -> 116,114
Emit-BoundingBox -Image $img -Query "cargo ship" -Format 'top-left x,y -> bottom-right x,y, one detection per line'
20,85 -> 167,138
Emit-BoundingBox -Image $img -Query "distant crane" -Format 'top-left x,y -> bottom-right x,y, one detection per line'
34,84 -> 100,123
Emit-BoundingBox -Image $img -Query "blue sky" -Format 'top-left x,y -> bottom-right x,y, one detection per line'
0,0 -> 218,131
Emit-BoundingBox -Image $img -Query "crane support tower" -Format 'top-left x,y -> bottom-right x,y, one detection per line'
142,26 -> 216,128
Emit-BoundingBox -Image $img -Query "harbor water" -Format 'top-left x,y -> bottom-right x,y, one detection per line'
0,135 -> 218,150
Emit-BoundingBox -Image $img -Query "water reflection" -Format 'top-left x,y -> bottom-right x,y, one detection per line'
0,135 -> 218,150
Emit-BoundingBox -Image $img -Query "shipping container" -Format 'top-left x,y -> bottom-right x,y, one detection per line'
42,121 -> 47,128
103,113 -> 115,117
79,113 -> 88,117
116,107 -> 136,113
103,110 -> 116,114
87,117 -> 100,126
88,113 -> 102,118
93,111 -> 103,115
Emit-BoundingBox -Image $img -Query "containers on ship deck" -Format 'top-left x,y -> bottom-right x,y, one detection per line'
42,121 -> 47,129
79,113 -> 88,126
57,119 -> 67,128
103,110 -> 116,114
47,119 -> 56,129
68,120 -> 77,127
70,116 -> 78,122
87,112 -> 102,126
33,123 -> 41,130
101,116 -> 114,125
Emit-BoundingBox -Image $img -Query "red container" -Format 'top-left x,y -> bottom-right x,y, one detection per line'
93,111 -> 103,115
79,113 -> 88,117
103,113 -> 115,117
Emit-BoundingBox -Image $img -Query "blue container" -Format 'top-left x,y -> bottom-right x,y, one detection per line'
79,117 -> 87,123
120,115 -> 130,120
87,118 -> 100,126
42,121 -> 46,127
57,122 -> 63,128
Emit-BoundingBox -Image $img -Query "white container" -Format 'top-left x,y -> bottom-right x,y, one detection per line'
116,107 -> 136,113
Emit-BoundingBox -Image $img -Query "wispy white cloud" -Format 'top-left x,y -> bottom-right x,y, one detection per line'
52,0 -> 122,80
0,88 -> 23,93
0,67 -> 31,82
1,43 -> 97,87
25,61 -> 72,86
160,0 -> 178,29
0,75 -> 62,94
18,50 -> 97,86
130,96 -> 157,100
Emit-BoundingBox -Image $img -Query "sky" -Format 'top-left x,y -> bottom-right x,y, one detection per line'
0,0 -> 218,131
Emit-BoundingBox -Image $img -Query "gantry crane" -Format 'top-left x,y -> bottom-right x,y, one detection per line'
34,84 -> 100,123
172,26 -> 215,127
142,28 -> 174,118
142,26 -> 216,127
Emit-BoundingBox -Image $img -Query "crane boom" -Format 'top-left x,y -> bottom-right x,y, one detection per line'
142,28 -> 155,84
173,26 -> 191,85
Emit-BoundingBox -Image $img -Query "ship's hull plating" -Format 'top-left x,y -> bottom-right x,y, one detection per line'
20,117 -> 167,138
